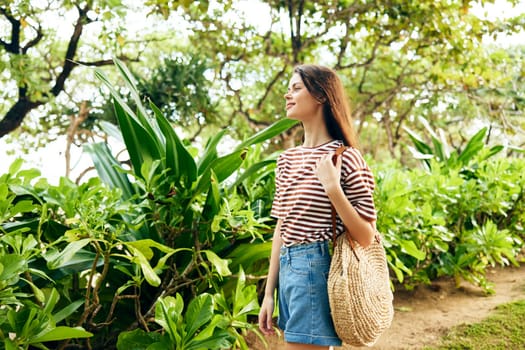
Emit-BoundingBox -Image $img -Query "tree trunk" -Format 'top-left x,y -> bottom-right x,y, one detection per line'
0,96 -> 42,138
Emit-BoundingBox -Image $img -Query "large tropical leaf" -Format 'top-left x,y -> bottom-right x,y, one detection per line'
208,149 -> 247,184
96,60 -> 165,179
151,102 -> 197,184
113,100 -> 163,176
203,170 -> 221,220
234,118 -> 298,151
226,241 -> 272,274
457,127 -> 487,165
230,159 -> 275,188
84,143 -> 134,200
403,126 -> 434,157
197,129 -> 228,174
184,293 -> 214,339
112,58 -> 162,141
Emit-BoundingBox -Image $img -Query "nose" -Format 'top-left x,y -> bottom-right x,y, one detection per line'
284,91 -> 291,99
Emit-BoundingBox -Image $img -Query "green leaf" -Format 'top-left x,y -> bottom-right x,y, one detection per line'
481,145 -> 504,161
227,241 -> 272,273
203,170 -> 221,219
124,239 -> 188,275
46,239 -> 90,270
187,314 -> 232,349
95,67 -> 155,139
117,328 -> 159,350
232,266 -> 260,317
0,254 -> 26,283
113,100 -> 161,176
42,288 -> 60,315
84,142 -> 134,200
208,149 -> 247,183
42,249 -> 100,274
99,120 -> 124,143
203,250 -> 231,277
194,167 -> 212,196
30,326 -> 92,343
20,278 -> 45,304
187,330 -> 232,350
126,239 -> 179,256
151,102 -> 197,184
125,245 -> 161,287
155,295 -> 183,344
230,159 -> 275,188
399,239 -> 426,261
112,58 -> 155,133
8,158 -> 24,174
234,118 -> 298,151
458,127 -> 487,165
4,338 -> 18,350
404,126 -> 434,155
197,129 -> 227,174
96,59 -> 166,180
53,299 -> 85,323
184,294 -> 214,339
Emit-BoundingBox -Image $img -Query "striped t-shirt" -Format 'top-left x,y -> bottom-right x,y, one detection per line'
271,140 -> 377,246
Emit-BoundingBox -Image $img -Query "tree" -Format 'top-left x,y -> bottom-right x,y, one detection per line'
2,0 -> 524,163
150,0 -> 525,157
1,2 -> 98,136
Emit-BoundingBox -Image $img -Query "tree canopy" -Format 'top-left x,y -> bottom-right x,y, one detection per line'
1,0 -> 524,164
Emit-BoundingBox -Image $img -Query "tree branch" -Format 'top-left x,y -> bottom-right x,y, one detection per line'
0,7 -> 21,54
51,4 -> 91,97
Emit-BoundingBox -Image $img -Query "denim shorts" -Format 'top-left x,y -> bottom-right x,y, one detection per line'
278,241 -> 342,346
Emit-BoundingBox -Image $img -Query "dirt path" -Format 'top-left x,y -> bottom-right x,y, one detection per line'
247,263 -> 525,349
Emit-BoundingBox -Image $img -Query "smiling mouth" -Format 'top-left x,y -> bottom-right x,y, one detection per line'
286,103 -> 294,110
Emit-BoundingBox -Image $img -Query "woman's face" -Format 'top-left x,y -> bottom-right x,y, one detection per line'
284,73 -> 322,122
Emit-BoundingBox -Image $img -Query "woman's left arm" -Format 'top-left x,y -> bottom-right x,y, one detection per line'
315,153 -> 375,247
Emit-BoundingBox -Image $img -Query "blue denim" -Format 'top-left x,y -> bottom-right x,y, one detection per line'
278,241 -> 342,346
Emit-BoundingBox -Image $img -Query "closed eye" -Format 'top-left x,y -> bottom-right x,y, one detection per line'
287,82 -> 303,93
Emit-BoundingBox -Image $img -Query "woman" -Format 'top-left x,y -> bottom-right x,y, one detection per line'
258,64 -> 377,349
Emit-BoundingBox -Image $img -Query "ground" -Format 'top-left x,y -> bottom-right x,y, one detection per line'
246,263 -> 525,349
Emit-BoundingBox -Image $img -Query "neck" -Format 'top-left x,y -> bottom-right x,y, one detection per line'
302,135 -> 334,148
302,122 -> 333,147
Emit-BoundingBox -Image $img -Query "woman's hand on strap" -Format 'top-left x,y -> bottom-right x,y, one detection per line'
315,153 -> 342,192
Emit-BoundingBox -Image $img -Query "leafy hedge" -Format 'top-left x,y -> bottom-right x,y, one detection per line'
1,60 -> 523,349
375,155 -> 524,292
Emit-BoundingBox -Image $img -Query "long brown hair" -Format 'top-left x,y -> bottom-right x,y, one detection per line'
294,64 -> 359,148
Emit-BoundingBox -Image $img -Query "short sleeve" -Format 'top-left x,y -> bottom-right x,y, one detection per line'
270,154 -> 284,219
341,148 -> 377,221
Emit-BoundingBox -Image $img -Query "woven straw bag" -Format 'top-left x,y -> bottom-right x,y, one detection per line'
327,146 -> 394,347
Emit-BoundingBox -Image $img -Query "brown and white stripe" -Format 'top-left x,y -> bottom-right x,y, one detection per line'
271,140 -> 377,247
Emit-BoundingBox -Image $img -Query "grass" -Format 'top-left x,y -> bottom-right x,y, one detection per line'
423,299 -> 525,350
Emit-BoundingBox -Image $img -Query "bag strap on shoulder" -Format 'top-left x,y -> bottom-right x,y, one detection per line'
330,145 -> 360,259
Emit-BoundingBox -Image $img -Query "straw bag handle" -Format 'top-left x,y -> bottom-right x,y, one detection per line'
330,145 -> 360,261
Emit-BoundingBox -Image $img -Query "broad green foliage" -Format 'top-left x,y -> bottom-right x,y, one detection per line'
374,124 -> 525,293
116,267 -> 261,350
1,288 -> 92,350
0,57 -> 292,349
117,293 -> 233,350
404,117 -> 504,170
0,166 -> 95,349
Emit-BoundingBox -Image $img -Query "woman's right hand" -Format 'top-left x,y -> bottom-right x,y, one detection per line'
258,296 -> 275,335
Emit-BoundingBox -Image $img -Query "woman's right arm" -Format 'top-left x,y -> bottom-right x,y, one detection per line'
258,219 -> 282,335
